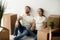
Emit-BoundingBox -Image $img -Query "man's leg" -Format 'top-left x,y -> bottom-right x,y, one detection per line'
14,22 -> 26,36
34,35 -> 37,40
14,29 -> 28,40
18,22 -> 26,33
32,30 -> 37,35
14,27 -> 19,36
27,29 -> 37,40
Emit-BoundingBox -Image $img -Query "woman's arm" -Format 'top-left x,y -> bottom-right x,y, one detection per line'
43,22 -> 47,28
43,17 -> 47,28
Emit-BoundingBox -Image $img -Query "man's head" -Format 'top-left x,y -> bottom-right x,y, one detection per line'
25,6 -> 31,14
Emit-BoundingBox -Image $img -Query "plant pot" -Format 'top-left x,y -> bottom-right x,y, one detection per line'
50,26 -> 54,29
48,26 -> 54,29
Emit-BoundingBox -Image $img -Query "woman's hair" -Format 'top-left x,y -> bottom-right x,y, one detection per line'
39,8 -> 45,16
25,6 -> 31,10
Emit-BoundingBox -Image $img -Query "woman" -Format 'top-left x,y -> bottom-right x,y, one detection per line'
31,8 -> 47,40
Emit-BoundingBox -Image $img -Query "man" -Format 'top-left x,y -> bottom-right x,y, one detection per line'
14,6 -> 36,40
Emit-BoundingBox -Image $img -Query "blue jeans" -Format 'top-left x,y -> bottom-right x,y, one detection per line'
14,22 -> 37,40
14,22 -> 26,36
14,29 -> 36,40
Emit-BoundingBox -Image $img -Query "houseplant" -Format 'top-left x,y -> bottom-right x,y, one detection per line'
48,21 -> 54,29
0,0 -> 5,26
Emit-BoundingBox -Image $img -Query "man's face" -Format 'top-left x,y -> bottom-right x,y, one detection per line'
25,7 -> 30,13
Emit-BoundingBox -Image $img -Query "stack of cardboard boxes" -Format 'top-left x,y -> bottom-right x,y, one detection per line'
3,13 -> 17,35
0,27 -> 9,40
47,15 -> 60,28
0,13 -> 17,40
37,15 -> 60,40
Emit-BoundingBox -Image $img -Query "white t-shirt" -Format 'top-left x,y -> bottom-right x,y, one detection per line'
34,16 -> 47,30
21,14 -> 34,29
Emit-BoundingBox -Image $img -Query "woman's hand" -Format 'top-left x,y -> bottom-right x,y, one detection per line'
42,22 -> 47,28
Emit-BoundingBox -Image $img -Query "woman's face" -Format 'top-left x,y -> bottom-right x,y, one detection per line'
37,9 -> 43,16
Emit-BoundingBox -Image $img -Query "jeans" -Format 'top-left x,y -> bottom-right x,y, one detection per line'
14,22 -> 26,36
14,22 -> 37,40
14,29 -> 36,40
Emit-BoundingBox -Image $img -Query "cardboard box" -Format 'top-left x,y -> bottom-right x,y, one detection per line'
37,15 -> 60,40
47,15 -> 60,28
37,31 -> 49,40
37,28 -> 59,40
52,37 -> 60,40
3,13 -> 17,35
0,27 -> 9,40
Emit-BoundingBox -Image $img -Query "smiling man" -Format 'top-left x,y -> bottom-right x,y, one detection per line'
14,6 -> 36,40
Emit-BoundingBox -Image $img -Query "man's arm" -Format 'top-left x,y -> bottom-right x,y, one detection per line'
15,16 -> 22,27
31,19 -> 36,31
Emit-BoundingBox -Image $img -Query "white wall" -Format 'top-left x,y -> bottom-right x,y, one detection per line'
3,0 -> 60,16
1,0 -> 60,26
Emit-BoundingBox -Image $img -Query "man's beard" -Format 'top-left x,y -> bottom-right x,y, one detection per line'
26,11 -> 30,14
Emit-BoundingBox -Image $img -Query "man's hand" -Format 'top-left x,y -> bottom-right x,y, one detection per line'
17,16 -> 22,21
15,16 -> 22,27
31,26 -> 35,31
15,21 -> 19,27
30,19 -> 36,31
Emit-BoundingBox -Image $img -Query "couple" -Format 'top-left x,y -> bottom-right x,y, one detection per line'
14,6 -> 47,40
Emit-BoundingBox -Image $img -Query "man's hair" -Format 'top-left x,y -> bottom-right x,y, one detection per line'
25,6 -> 31,10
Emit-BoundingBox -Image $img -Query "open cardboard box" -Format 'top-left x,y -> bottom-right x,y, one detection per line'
0,27 -> 9,40
3,13 -> 17,35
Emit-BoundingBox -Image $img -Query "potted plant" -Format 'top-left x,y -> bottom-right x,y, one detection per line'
48,21 -> 54,29
0,0 -> 5,26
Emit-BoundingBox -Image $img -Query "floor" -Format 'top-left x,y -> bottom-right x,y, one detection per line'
10,31 -> 33,40
10,35 -> 33,40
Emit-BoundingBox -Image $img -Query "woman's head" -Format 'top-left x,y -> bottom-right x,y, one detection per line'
37,8 -> 44,16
